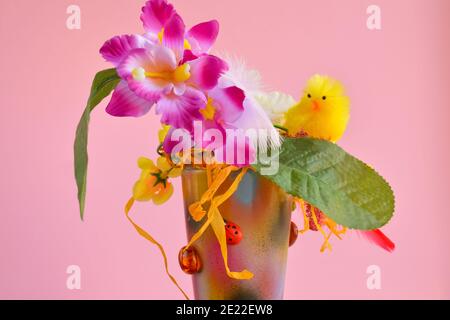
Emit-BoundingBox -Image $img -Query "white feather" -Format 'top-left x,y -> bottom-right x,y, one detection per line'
218,54 -> 281,149
231,97 -> 282,149
219,54 -> 263,94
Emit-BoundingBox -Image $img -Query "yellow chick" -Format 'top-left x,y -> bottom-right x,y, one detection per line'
284,74 -> 350,142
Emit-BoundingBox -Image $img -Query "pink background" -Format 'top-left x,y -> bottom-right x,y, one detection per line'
1,0 -> 449,299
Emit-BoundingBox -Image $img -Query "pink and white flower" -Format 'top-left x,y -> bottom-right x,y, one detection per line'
140,0 -> 220,56
99,0 -> 279,166
100,10 -> 228,131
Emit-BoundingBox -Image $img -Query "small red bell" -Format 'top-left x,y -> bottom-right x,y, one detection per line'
289,221 -> 299,247
225,220 -> 243,245
178,246 -> 202,274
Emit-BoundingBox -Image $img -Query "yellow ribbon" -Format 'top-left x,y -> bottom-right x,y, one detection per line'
185,167 -> 254,280
124,164 -> 253,301
125,198 -> 190,300
188,165 -> 235,222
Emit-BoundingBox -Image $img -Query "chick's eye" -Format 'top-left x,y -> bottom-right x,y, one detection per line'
322,96 -> 327,100
307,94 -> 312,98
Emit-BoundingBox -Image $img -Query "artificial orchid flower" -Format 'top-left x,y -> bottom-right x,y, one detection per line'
133,156 -> 181,205
159,85 -> 247,152
200,86 -> 246,132
161,85 -> 257,166
141,0 -> 220,56
200,86 -> 257,166
100,13 -> 228,131
159,60 -> 280,166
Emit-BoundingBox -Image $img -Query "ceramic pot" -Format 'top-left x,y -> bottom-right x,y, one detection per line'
181,167 -> 293,300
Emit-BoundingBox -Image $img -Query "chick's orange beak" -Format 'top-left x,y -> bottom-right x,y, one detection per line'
312,100 -> 321,112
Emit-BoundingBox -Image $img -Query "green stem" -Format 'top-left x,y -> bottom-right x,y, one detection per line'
274,124 -> 289,133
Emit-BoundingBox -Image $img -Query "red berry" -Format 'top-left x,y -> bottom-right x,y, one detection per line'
225,220 -> 243,245
178,246 -> 202,274
289,221 -> 299,247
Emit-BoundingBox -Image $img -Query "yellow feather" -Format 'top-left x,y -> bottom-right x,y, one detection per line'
284,74 -> 350,142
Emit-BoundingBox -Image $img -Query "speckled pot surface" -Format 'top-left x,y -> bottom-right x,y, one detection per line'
181,168 -> 293,300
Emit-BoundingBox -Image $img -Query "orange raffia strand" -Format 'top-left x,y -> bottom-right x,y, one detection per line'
310,206 -> 332,252
320,232 -> 334,252
185,166 -> 254,280
206,164 -> 213,187
124,198 -> 190,300
297,199 -> 310,234
325,219 -> 347,239
188,165 -> 235,222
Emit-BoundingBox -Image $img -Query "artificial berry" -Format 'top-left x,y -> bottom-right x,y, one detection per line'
178,246 -> 202,274
289,221 -> 299,247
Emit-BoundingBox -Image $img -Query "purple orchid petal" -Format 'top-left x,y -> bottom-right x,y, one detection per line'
208,86 -> 245,123
100,34 -> 148,66
181,50 -> 198,64
162,13 -> 186,61
199,119 -> 226,150
117,47 -> 177,79
188,55 -> 228,90
156,87 -> 206,131
117,47 -> 175,101
186,20 -> 219,55
230,97 -> 282,149
214,135 -> 256,167
106,80 -> 155,117
141,0 -> 175,34
163,119 -> 224,155
142,32 -> 159,44
149,45 -> 178,71
173,82 -> 187,96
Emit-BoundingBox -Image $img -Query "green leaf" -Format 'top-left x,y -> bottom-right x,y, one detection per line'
74,69 -> 120,220
253,137 -> 395,230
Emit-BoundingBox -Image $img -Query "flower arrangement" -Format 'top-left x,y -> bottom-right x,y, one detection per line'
74,0 -> 395,300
